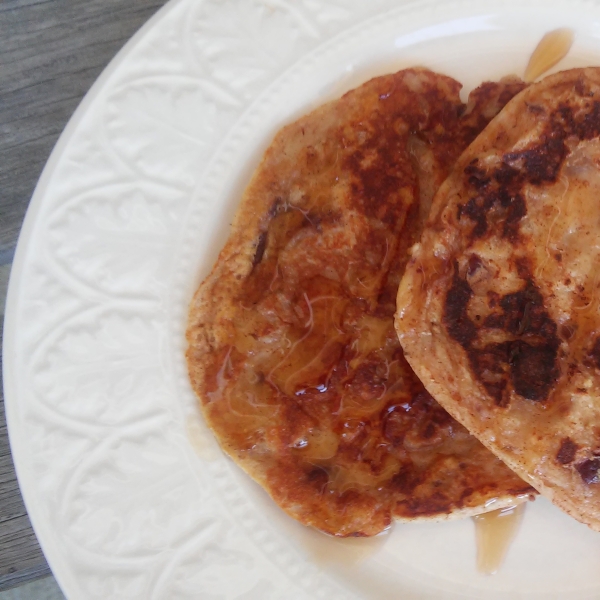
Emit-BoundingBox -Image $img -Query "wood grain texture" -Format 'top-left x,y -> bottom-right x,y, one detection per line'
0,0 -> 169,591
0,0 -> 169,257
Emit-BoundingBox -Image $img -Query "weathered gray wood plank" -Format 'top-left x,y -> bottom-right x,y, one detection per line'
0,0 -> 168,257
0,0 -> 169,592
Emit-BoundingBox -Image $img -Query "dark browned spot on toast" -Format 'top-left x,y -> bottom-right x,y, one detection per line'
396,491 -> 452,517
556,438 -> 578,464
486,281 -> 556,337
577,459 -> 600,484
459,161 -> 528,242
444,269 -> 559,404
589,337 -> 600,369
458,78 -> 528,144
504,137 -> 567,185
344,126 -> 415,225
252,231 -> 268,266
390,468 -> 423,495
467,253 -> 483,277
458,100 -> 600,246
443,269 -> 476,346
509,341 -> 559,401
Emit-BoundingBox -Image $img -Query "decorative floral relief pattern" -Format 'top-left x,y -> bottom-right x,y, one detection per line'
106,78 -> 239,189
61,431 -> 212,557
9,0 -> 383,596
31,309 -> 169,425
46,182 -> 188,298
189,0 -> 315,98
17,265 -> 87,349
9,0 -> 600,598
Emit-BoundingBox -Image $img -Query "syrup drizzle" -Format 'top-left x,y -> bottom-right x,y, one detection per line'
524,28 -> 574,83
473,502 -> 526,574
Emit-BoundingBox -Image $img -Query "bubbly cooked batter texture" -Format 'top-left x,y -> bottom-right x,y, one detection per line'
187,68 -> 533,536
396,67 -> 600,531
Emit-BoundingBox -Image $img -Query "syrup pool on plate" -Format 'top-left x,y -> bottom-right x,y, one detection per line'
473,502 -> 527,574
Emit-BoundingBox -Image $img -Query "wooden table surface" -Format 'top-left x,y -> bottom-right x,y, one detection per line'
0,0 -> 169,592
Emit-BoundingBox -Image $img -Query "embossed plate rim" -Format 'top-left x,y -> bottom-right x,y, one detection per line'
2,0 -> 191,595
5,0 -> 600,598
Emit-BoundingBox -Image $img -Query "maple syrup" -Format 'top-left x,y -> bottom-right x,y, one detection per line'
473,502 -> 526,574
525,28 -> 574,82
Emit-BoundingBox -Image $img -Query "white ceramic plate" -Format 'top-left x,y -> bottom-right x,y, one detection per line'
6,0 -> 600,598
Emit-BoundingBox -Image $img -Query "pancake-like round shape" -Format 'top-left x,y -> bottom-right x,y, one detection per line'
187,68 -> 533,536
396,67 -> 600,532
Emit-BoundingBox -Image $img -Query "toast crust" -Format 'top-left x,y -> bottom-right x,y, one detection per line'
396,67 -> 600,531
187,69 -> 533,536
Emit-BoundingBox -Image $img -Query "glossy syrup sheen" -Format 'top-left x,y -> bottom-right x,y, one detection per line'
524,28 -> 574,83
473,503 -> 526,574
187,69 -> 534,537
